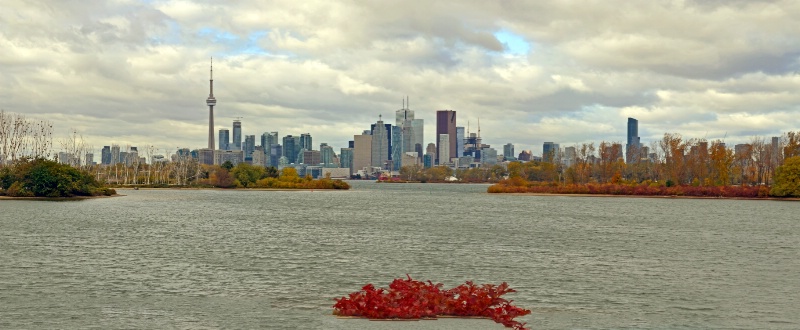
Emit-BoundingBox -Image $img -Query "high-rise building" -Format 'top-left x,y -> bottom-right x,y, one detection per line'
543,142 -> 559,163
300,150 -> 321,165
391,125 -> 402,170
626,117 -> 641,163
353,134 -> 373,173
85,153 -> 94,166
300,133 -> 312,151
436,110 -> 456,164
482,147 -> 498,166
503,143 -> 515,161
232,120 -> 242,150
111,144 -> 120,164
219,129 -> 230,151
320,143 -> 336,167
340,148 -> 354,174
282,135 -> 296,163
456,126 -> 465,158
206,58 -> 217,150
270,144 -> 282,167
261,131 -> 278,156
438,134 -> 450,165
563,146 -> 576,168
244,135 -> 255,161
371,117 -> 390,168
101,146 -> 111,165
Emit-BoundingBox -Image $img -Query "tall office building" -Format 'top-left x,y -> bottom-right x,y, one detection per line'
320,143 -> 336,167
111,144 -> 120,164
456,126 -> 465,158
206,58 -> 217,150
438,134 -> 450,165
503,143 -> 515,161
626,117 -> 641,163
282,135 -> 296,163
270,144 -> 282,167
261,132 -> 278,155
101,146 -> 111,165
219,129 -> 230,151
353,134 -> 373,173
543,142 -> 559,163
232,120 -> 242,150
299,133 -> 313,151
371,117 -> 390,168
436,110 -> 456,164
340,148 -> 354,174
244,135 -> 255,161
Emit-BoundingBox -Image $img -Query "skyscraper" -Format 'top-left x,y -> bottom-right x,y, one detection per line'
436,110 -> 456,164
503,143 -> 515,161
456,126 -> 465,158
299,133 -> 313,151
282,135 -> 296,163
371,117 -> 389,168
232,120 -> 242,150
219,129 -> 230,151
244,135 -> 255,161
101,146 -> 111,165
206,58 -> 217,150
438,134 -> 450,164
353,134 -> 373,174
340,148 -> 353,174
543,142 -> 559,163
626,117 -> 641,163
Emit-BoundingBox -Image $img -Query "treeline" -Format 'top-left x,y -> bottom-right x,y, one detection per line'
397,164 -> 507,183
0,158 -> 116,197
487,131 -> 800,198
196,162 -> 350,189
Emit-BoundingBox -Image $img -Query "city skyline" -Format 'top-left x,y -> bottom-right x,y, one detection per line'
3,1 -> 800,155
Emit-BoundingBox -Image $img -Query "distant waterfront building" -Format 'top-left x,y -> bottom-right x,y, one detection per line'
564,146 -> 576,168
456,126 -> 465,158
503,143 -> 515,161
391,125 -> 402,170
320,143 -> 336,167
300,133 -> 313,151
214,149 -> 244,166
232,120 -> 242,150
219,129 -> 230,151
101,146 -> 111,165
282,135 -> 296,163
423,153 -> 433,168
438,134 -> 450,165
371,117 -> 389,168
251,147 -> 266,166
543,142 -> 559,163
353,134 -> 373,174
270,144 -> 282,167
85,153 -> 94,166
626,117 -> 641,163
261,132 -> 278,157
244,135 -> 255,161
436,110 -> 456,164
340,148 -> 354,175
518,150 -> 532,161
111,145 -> 120,164
198,148 -> 214,165
481,147 -> 498,166
301,150 -> 321,166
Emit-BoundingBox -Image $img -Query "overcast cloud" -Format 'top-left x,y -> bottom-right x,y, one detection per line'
2,0 -> 800,155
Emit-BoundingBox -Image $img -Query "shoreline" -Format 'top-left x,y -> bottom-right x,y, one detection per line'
0,194 -> 123,201
496,192 -> 800,201
114,187 -> 346,191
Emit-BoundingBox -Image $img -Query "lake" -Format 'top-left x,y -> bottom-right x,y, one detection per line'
1,182 -> 799,329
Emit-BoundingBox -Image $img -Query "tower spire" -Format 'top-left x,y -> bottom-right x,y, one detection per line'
206,57 -> 217,151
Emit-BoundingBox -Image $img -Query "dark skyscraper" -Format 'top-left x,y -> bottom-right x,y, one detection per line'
626,117 -> 641,163
436,110 -> 456,164
232,120 -> 242,150
282,135 -> 296,163
219,129 -> 230,151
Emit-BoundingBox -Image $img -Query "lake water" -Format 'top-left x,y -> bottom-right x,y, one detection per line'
1,182 -> 799,329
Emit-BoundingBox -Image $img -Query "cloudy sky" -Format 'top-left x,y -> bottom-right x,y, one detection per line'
3,0 -> 800,156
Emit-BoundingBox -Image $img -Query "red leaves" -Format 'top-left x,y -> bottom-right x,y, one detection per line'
333,275 -> 531,329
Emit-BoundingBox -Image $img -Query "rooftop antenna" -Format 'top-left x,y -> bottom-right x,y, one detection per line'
478,118 -> 481,138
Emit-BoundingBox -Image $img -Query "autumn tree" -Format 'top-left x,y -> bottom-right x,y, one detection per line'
770,156 -> 800,197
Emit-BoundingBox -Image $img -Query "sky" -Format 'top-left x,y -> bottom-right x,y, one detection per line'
2,0 -> 800,156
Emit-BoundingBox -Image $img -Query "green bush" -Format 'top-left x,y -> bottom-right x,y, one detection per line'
0,158 -> 113,197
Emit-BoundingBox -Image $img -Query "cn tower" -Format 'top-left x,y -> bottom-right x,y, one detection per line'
206,57 -> 217,150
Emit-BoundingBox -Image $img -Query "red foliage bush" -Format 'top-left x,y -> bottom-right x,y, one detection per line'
333,275 -> 531,329
488,180 -> 769,199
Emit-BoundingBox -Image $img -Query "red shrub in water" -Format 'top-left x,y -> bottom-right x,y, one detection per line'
333,275 -> 530,329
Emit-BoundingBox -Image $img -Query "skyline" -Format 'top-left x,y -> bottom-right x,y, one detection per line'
3,1 -> 800,155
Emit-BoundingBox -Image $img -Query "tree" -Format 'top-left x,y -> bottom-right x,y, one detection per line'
770,156 -> 800,197
231,163 -> 265,187
221,160 -> 234,171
